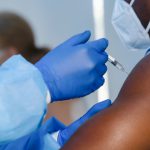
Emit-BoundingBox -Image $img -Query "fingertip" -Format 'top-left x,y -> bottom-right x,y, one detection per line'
95,99 -> 111,110
100,77 -> 105,86
106,54 -> 109,62
102,51 -> 108,60
83,30 -> 91,34
65,31 -> 91,46
82,30 -> 91,38
88,38 -> 109,53
102,76 -> 105,82
104,64 -> 108,73
73,30 -> 91,45
100,38 -> 109,49
102,38 -> 109,45
102,99 -> 112,107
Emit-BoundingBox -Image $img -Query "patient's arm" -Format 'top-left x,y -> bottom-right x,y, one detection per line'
62,54 -> 150,150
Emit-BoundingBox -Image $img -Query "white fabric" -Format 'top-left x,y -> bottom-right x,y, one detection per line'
130,0 -> 135,6
43,134 -> 60,150
0,55 -> 49,144
146,22 -> 150,33
46,90 -> 51,103
51,131 -> 60,142
112,0 -> 150,51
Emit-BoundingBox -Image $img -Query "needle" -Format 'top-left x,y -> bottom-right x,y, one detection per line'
108,55 -> 128,75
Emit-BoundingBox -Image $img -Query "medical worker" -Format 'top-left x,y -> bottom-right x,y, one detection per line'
0,15 -> 110,150
0,28 -> 109,147
3,0 -> 145,148
0,43 -> 110,149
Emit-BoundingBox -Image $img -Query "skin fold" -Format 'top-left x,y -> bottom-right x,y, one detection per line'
61,54 -> 150,150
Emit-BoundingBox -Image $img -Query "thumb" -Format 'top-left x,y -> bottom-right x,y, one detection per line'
86,38 -> 109,53
58,100 -> 111,146
65,31 -> 91,46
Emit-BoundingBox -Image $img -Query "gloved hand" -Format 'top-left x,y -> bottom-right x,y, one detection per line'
35,31 -> 108,101
0,117 -> 65,150
57,99 -> 111,147
0,100 -> 111,150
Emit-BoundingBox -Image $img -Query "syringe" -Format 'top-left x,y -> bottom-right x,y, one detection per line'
108,55 -> 128,75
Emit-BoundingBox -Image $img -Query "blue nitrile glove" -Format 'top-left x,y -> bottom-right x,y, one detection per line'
0,117 -> 66,150
57,100 -> 111,147
0,100 -> 111,150
36,31 -> 109,101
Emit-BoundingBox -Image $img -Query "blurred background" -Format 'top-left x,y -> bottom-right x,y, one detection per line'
0,0 -> 145,124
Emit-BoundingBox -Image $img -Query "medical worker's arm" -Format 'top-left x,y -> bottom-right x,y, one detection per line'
62,54 -> 150,150
35,31 -> 108,101
0,100 -> 111,150
57,100 -> 111,147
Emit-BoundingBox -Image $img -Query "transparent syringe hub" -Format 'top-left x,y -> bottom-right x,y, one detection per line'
108,55 -> 128,75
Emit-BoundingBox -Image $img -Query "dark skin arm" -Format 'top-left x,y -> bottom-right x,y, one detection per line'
61,1 -> 150,148
62,54 -> 150,150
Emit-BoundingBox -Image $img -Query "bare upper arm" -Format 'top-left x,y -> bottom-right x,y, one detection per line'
62,55 -> 150,150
